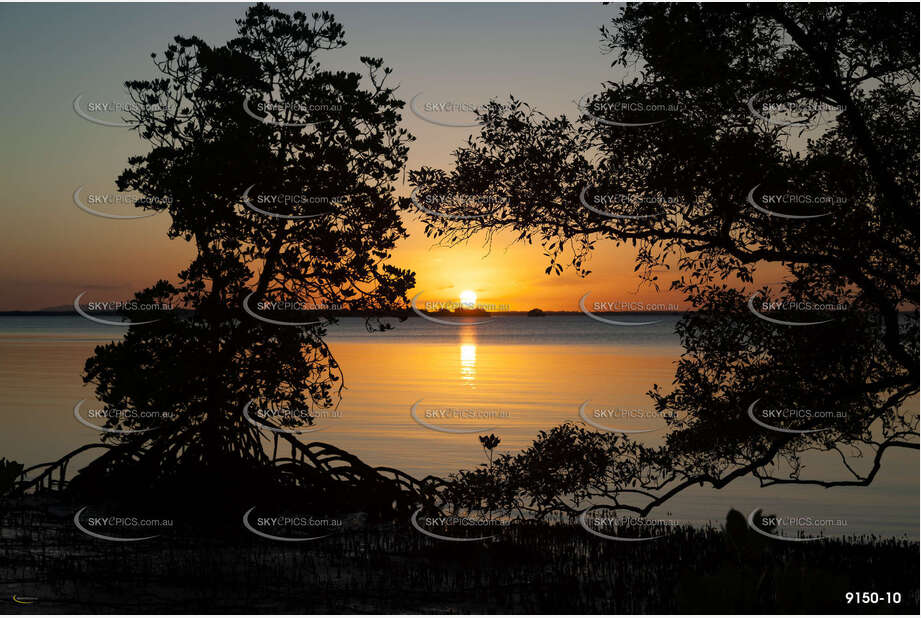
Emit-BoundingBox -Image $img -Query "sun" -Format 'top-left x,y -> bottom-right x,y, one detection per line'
459,290 -> 477,309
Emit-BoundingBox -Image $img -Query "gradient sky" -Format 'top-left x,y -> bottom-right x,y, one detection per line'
0,2 -> 725,311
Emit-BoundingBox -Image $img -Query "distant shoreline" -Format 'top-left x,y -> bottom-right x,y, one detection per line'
0,310 -> 688,317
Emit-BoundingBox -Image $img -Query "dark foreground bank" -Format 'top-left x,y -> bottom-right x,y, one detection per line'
1,500 -> 918,615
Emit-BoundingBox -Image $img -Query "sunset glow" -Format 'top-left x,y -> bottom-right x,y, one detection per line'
459,290 -> 477,309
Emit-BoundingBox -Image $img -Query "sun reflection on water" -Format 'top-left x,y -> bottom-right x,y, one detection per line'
460,343 -> 477,382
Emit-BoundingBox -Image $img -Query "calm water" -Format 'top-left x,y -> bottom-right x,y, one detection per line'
0,315 -> 917,537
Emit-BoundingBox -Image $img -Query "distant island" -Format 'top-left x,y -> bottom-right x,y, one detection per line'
527,308 -> 546,317
427,307 -> 491,318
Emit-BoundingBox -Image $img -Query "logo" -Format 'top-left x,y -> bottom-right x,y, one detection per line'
408,93 -> 485,128
577,401 -> 660,434
409,399 -> 504,434
242,507 -> 339,542
73,93 -> 142,128
574,92 -> 672,127
73,291 -> 162,327
745,91 -> 843,129
410,292 -> 498,326
409,188 -> 493,220
73,506 -> 164,542
241,292 -> 326,327
241,95 -> 331,127
240,184 -> 332,220
72,186 -> 161,220
746,508 -> 828,542
409,507 -> 501,542
578,293 -> 664,327
746,185 -> 834,220
242,400 -> 325,434
579,507 -> 673,541
73,400 -> 167,435
747,291 -> 840,327
578,185 -> 668,219
747,399 -> 832,435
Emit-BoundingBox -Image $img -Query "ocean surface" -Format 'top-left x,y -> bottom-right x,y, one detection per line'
0,315 -> 917,538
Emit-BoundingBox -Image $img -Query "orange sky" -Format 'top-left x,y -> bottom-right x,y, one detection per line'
0,132 -> 780,312
0,2 -> 780,312
0,200 -> 693,312
394,216 -> 692,312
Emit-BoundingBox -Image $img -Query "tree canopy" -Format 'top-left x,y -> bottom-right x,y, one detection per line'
412,3 -> 919,518
74,4 -> 417,505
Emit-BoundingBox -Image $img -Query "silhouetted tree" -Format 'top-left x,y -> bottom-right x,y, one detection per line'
413,3 -> 918,517
0,458 -> 23,497
72,4 -> 416,506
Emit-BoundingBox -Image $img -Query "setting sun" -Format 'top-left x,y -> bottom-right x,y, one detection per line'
459,290 -> 477,308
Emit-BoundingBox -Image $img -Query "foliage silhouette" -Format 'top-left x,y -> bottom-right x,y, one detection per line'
412,3 -> 919,518
0,458 -> 24,497
67,4 -> 422,512
479,433 -> 501,467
